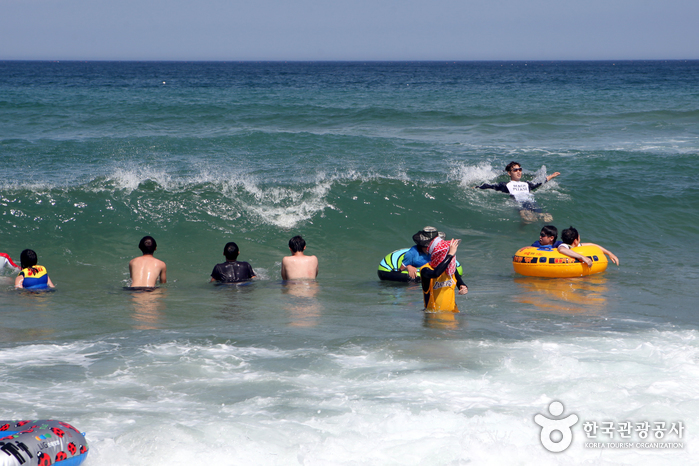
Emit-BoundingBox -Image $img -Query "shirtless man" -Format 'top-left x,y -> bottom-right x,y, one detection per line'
129,236 -> 167,287
281,236 -> 318,280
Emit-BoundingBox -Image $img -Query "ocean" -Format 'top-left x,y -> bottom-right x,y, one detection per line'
1,60 -> 698,465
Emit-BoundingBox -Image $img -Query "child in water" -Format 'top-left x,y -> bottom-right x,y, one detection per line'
557,226 -> 620,267
15,249 -> 55,290
420,237 -> 468,312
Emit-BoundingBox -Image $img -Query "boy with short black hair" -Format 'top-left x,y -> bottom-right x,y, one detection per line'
281,235 -> 318,280
532,225 -> 562,249
129,236 -> 167,287
557,226 -> 620,268
211,241 -> 256,283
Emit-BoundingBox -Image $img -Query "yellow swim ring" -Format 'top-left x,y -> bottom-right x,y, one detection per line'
512,245 -> 608,278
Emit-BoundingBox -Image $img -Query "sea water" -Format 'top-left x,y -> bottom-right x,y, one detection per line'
1,61 -> 698,465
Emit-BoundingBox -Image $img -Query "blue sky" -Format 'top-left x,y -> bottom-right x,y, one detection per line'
2,0 -> 697,60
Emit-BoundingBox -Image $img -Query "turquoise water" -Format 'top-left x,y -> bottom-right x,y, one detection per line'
1,61 -> 698,464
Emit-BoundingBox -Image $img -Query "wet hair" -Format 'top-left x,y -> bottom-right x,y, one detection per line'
223,242 -> 239,260
289,235 -> 306,253
20,249 -> 38,270
505,161 -> 521,172
540,225 -> 558,242
138,236 -> 157,255
561,226 -> 579,245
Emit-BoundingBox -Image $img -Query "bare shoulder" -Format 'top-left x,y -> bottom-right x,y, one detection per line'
302,255 -> 318,266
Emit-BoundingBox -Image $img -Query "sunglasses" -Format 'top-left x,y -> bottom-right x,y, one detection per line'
540,233 -> 552,237
510,168 -> 523,172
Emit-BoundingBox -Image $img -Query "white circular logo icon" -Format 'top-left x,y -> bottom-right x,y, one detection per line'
534,401 -> 579,452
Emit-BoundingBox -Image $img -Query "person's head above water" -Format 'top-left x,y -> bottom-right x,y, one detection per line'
505,161 -> 522,172
428,237 -> 457,276
539,225 -> 558,245
20,249 -> 38,270
138,236 -> 157,255
289,235 -> 306,253
223,242 -> 240,260
413,226 -> 439,248
561,226 -> 580,246
506,161 -> 523,181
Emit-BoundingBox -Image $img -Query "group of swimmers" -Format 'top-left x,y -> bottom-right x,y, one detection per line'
393,158 -> 621,314
6,234 -> 319,291
394,223 -> 619,315
532,224 -> 619,267
6,225 -> 617,315
5,161 -> 619,316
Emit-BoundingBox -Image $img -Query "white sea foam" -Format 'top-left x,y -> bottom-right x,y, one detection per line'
108,167 -> 177,193
2,329 -> 696,465
452,161 -> 501,188
98,165 -> 429,229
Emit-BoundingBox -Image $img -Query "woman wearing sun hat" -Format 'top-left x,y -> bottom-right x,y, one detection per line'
420,236 -> 468,312
399,226 -> 441,280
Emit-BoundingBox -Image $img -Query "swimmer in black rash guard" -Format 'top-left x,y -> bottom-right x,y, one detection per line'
476,161 -> 560,222
210,242 -> 256,283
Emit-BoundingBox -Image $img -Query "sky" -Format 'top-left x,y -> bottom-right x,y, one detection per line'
1,0 -> 698,61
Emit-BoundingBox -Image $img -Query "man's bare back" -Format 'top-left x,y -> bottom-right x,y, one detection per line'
281,252 -> 318,280
130,236 -> 166,287
129,255 -> 167,287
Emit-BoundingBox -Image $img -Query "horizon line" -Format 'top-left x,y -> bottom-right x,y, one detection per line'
2,58 -> 699,63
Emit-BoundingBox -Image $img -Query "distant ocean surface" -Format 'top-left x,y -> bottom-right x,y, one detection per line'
1,61 -> 698,465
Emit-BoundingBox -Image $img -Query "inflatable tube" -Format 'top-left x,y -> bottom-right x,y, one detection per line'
0,420 -> 88,466
378,248 -> 463,282
0,253 -> 18,269
513,245 -> 608,278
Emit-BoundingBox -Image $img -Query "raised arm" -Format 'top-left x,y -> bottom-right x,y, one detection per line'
530,172 -> 561,191
420,240 -> 460,281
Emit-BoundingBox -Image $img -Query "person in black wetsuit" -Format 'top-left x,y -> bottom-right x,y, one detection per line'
475,161 -> 560,222
210,242 -> 256,283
